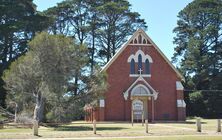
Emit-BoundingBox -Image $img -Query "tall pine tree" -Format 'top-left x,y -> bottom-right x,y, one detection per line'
173,0 -> 222,90
173,0 -> 222,118
0,0 -> 50,107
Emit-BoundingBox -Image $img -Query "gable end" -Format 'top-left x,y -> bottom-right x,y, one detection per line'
101,29 -> 184,80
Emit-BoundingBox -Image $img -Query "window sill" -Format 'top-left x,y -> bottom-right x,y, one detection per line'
129,74 -> 151,77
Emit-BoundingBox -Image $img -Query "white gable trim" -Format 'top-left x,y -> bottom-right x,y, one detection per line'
131,84 -> 152,96
101,31 -> 138,72
123,76 -> 158,100
127,50 -> 153,63
101,29 -> 184,80
129,74 -> 151,77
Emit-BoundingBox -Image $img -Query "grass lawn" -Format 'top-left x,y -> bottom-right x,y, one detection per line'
0,119 -> 221,139
112,136 -> 222,140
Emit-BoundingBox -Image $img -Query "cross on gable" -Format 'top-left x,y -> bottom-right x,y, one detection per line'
138,68 -> 143,76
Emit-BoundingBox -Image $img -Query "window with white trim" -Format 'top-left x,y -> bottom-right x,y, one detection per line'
145,59 -> 150,74
127,50 -> 153,77
130,59 -> 135,74
138,54 -> 142,73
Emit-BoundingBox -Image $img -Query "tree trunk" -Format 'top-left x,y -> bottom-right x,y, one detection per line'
33,93 -> 45,122
14,103 -> 18,123
9,33 -> 13,62
74,73 -> 78,95
3,34 -> 9,69
38,97 -> 45,122
107,32 -> 111,62
91,28 -> 95,74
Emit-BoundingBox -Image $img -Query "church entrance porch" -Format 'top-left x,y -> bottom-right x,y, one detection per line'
129,82 -> 157,122
131,96 -> 153,123
123,74 -> 158,122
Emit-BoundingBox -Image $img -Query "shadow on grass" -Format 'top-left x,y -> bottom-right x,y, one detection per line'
34,134 -> 42,137
54,126 -> 128,131
152,121 -> 206,124
184,121 -> 207,124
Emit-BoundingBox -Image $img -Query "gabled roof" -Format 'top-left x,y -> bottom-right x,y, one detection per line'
101,28 -> 184,80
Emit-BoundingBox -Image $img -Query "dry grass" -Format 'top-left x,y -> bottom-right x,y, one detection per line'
0,119 -> 221,139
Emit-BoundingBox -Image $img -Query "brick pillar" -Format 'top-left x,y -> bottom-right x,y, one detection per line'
99,107 -> 105,121
176,81 -> 186,121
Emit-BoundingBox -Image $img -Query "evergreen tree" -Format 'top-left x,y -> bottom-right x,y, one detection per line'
0,0 -> 50,107
174,0 -> 222,117
97,0 -> 147,63
173,0 -> 222,90
43,0 -> 147,67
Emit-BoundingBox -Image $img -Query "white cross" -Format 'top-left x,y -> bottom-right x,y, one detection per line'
138,68 -> 143,76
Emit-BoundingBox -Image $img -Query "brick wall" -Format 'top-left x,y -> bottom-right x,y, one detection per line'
104,44 -> 182,121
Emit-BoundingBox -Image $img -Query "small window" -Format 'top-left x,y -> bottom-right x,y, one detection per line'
138,34 -> 142,44
130,59 -> 135,74
145,59 -> 150,74
143,39 -> 146,44
138,54 -> 142,73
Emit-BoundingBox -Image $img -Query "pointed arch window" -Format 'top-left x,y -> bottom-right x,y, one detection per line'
130,59 -> 135,74
138,34 -> 142,44
138,54 -> 142,73
145,59 -> 150,74
128,50 -> 153,77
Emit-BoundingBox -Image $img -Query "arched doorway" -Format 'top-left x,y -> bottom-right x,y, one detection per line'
132,99 -> 143,122
131,84 -> 152,122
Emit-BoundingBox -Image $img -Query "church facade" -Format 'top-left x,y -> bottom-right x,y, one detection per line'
85,29 -> 186,122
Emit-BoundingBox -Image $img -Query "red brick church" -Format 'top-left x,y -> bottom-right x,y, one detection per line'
85,29 -> 186,122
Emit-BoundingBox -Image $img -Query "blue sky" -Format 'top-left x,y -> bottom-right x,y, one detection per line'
34,0 -> 193,60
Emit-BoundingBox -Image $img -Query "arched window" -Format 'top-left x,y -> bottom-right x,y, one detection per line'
138,34 -> 142,44
138,54 -> 142,72
145,59 -> 150,74
130,59 -> 135,74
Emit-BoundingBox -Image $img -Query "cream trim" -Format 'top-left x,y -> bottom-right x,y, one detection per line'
131,30 -> 149,44
101,33 -> 136,72
131,84 -> 152,96
129,74 -> 151,77
176,81 -> 184,90
101,29 -> 184,80
141,30 -> 184,80
127,50 -> 153,63
123,76 -> 158,100
128,44 -> 152,46
177,99 -> 186,108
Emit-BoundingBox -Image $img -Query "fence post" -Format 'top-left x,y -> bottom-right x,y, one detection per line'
142,111 -> 144,126
131,110 -> 134,126
33,120 -> 38,136
93,120 -> 96,134
196,118 -> 201,132
145,119 -> 148,133
217,119 -> 221,132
